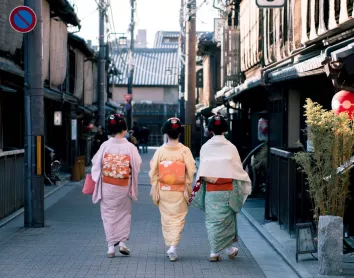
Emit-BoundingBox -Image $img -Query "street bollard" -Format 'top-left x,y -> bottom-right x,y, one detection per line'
79,156 -> 85,179
71,157 -> 81,181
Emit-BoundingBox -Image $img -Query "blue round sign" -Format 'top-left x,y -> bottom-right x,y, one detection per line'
9,6 -> 37,33
125,103 -> 131,110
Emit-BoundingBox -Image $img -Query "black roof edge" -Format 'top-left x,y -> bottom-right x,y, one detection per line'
68,33 -> 95,58
48,0 -> 81,28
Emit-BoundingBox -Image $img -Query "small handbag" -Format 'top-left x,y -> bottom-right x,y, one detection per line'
188,178 -> 203,205
82,173 -> 95,195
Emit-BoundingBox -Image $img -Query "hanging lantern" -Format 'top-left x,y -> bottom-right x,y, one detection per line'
258,118 -> 268,142
331,90 -> 354,118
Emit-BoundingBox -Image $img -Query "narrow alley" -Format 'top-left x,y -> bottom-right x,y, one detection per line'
0,151 -> 298,278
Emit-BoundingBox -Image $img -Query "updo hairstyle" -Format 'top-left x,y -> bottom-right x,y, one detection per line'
106,114 -> 128,135
208,114 -> 228,135
162,118 -> 184,140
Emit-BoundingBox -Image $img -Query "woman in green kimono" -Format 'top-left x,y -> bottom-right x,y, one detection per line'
191,115 -> 252,262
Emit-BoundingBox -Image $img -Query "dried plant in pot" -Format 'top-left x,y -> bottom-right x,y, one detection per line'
293,99 -> 354,276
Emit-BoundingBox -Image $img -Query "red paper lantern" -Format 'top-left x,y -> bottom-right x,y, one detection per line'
84,123 -> 94,132
331,90 -> 354,118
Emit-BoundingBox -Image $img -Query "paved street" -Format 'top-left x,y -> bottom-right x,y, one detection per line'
0,150 -> 298,278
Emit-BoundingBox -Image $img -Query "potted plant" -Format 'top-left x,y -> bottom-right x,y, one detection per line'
293,99 -> 354,276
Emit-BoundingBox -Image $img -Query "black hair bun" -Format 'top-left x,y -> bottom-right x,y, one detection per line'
208,114 -> 228,134
162,118 -> 184,134
107,114 -> 128,134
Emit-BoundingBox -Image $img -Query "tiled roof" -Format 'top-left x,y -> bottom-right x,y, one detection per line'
110,48 -> 179,86
153,31 -> 207,48
153,31 -> 180,48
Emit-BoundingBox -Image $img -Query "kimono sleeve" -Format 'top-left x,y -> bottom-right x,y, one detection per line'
182,147 -> 197,201
183,147 -> 197,186
91,142 -> 106,183
129,144 -> 142,202
149,148 -> 160,206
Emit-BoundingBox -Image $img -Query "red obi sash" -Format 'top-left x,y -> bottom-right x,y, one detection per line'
158,160 -> 186,192
102,153 -> 131,186
206,178 -> 233,192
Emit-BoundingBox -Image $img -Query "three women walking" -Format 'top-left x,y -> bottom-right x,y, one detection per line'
149,118 -> 196,261
91,114 -> 142,258
90,114 -> 251,262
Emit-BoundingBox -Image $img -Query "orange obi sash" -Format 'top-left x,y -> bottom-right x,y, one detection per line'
102,153 -> 131,186
206,178 -> 233,192
158,160 -> 186,192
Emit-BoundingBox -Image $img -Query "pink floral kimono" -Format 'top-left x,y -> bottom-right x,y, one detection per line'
91,138 -> 142,246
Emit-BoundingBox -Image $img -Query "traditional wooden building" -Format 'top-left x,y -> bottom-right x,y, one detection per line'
213,0 -> 354,237
0,0 -> 107,220
110,48 -> 179,146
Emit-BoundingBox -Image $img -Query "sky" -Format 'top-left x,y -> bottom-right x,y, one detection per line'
68,0 -> 220,47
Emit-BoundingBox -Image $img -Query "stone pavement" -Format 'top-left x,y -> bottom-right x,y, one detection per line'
0,149 -> 299,278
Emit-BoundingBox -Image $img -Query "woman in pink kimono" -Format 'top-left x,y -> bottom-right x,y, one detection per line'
91,114 -> 142,258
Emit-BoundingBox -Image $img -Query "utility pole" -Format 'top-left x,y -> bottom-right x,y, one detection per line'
24,0 -> 44,228
184,0 -> 196,152
179,0 -> 186,126
98,0 -> 106,127
127,0 -> 135,129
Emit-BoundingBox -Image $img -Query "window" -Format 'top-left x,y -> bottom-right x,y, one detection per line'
163,37 -> 178,43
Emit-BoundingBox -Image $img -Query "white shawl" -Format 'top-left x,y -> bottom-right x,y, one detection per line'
196,135 -> 252,201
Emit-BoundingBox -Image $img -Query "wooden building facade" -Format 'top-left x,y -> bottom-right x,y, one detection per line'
209,0 -> 354,236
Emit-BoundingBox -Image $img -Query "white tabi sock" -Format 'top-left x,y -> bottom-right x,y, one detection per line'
167,246 -> 177,255
108,246 -> 115,254
210,253 -> 220,258
119,241 -> 127,248
225,246 -> 238,255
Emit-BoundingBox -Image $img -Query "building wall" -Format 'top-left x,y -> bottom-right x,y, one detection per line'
112,86 -> 178,104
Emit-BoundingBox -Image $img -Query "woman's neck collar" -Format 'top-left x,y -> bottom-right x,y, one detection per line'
114,134 -> 126,140
167,139 -> 179,146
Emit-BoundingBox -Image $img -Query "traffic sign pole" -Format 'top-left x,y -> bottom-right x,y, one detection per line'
23,0 -> 44,228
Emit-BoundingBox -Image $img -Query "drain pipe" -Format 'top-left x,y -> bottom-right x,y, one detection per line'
262,44 -> 318,84
323,37 -> 354,92
263,59 -> 293,84
324,37 -> 354,59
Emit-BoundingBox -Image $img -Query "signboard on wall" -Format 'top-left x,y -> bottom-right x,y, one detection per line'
71,119 -> 77,140
256,0 -> 285,8
54,111 -> 62,126
214,18 -> 224,43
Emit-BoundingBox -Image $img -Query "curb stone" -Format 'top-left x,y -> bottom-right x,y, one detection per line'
241,209 -> 313,278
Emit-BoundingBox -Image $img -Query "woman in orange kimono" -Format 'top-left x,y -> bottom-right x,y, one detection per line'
149,118 -> 196,262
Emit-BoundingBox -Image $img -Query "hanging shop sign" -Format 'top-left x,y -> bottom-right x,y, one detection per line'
9,6 -> 37,33
71,119 -> 77,140
256,0 -> 285,8
54,111 -> 62,126
214,18 -> 224,43
258,118 -> 268,141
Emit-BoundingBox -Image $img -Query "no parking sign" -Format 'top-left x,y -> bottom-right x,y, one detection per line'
9,6 -> 37,33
